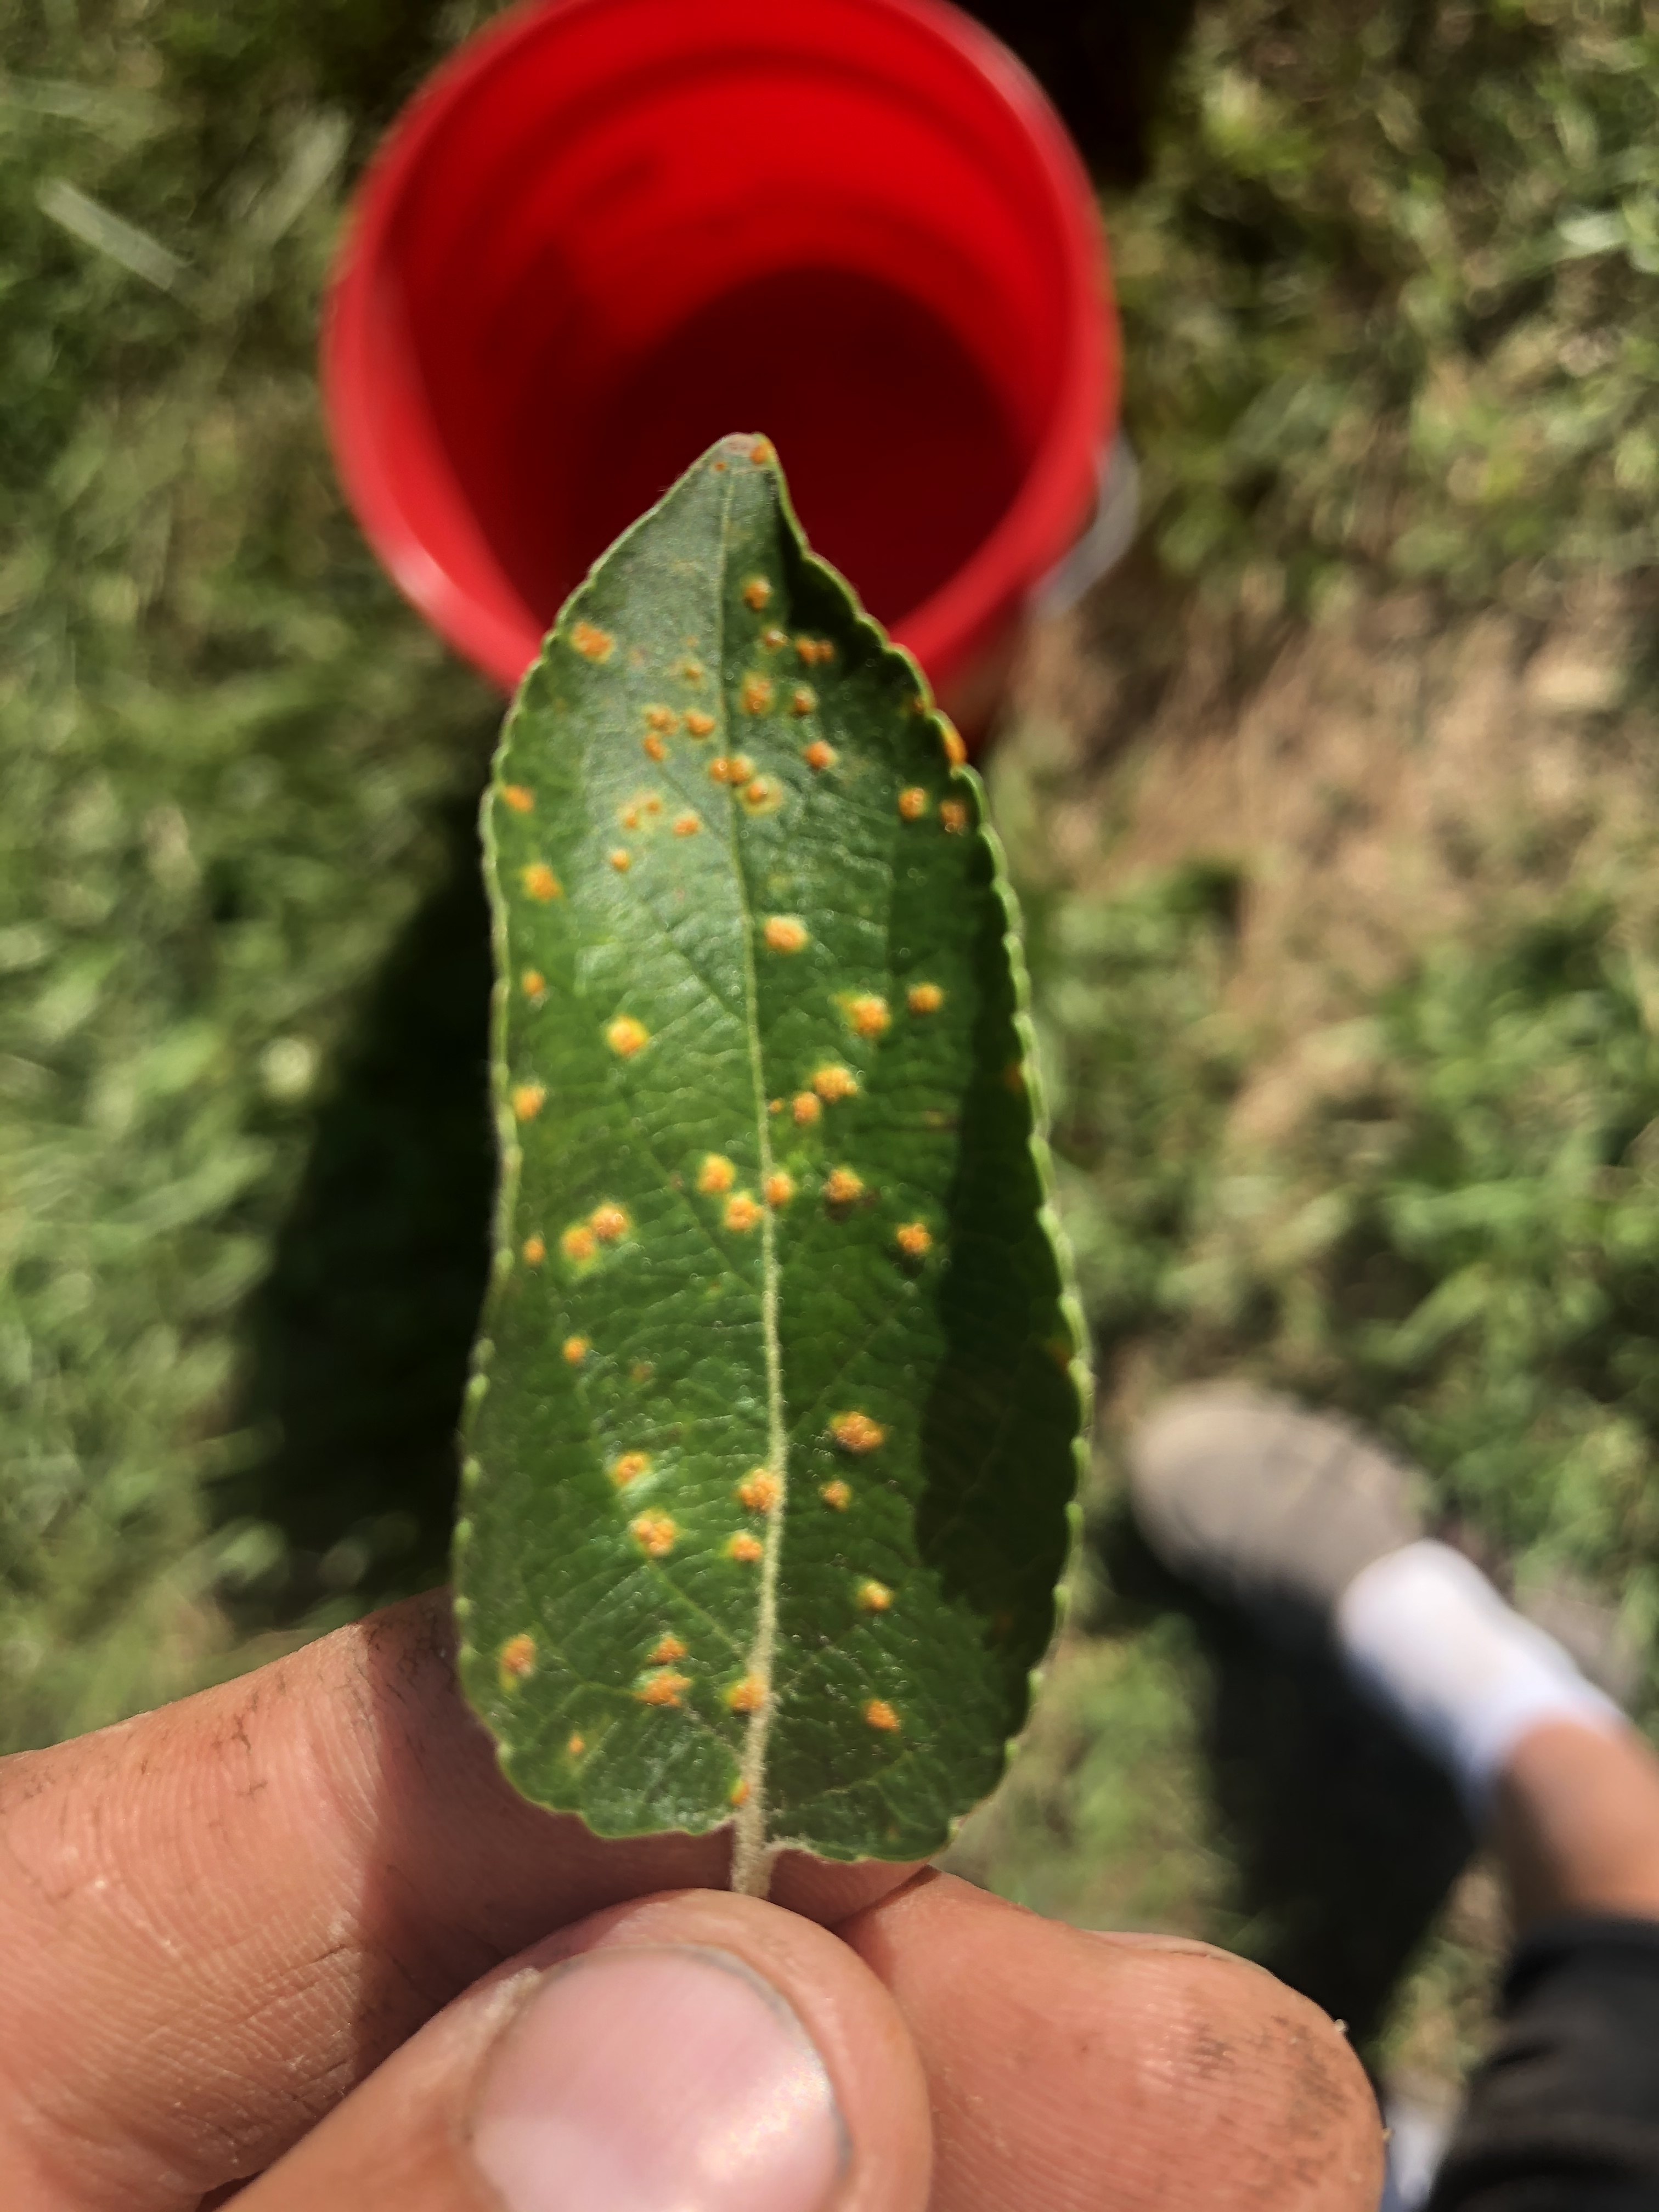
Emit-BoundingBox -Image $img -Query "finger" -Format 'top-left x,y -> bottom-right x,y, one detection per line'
838,1873 -> 1384,2212
238,1887 -> 931,2212
0,1593 -> 915,2212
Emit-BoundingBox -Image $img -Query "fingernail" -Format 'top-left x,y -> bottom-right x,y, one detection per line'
473,1944 -> 847,2212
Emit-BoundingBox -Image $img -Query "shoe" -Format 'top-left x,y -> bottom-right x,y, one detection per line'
1126,1385 -> 1643,1699
1125,1385 -> 1425,1644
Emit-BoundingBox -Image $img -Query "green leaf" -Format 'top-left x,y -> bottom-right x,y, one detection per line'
455,434 -> 1086,1891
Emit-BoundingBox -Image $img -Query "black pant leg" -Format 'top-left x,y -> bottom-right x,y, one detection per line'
1427,1915 -> 1659,2212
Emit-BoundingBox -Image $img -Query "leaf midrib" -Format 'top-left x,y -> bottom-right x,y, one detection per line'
715,472 -> 789,1896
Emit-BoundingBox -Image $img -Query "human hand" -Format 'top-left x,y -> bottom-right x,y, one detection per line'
0,1592 -> 1383,2210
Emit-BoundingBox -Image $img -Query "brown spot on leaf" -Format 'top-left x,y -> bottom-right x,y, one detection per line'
726,1531 -> 764,1564
606,1015 -> 649,1058
898,786 -> 928,821
763,915 -> 808,952
570,619 -> 613,660
611,1451 -> 652,1488
698,1154 -> 736,1194
864,1697 -> 901,1731
724,1192 -> 763,1232
501,783 -> 534,812
511,1082 -> 546,1121
521,863 -> 562,902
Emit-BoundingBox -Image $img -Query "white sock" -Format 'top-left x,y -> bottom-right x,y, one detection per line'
1334,1538 -> 1626,1816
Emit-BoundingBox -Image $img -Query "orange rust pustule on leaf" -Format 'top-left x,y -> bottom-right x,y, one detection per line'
737,1469 -> 781,1513
630,1512 -> 677,1558
637,1669 -> 690,1707
606,1016 -> 650,1058
831,1410 -> 885,1453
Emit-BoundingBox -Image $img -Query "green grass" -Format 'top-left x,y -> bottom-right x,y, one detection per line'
0,0 -> 501,1744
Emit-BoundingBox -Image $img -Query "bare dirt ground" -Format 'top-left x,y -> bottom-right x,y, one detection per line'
1011,560 -> 1659,1087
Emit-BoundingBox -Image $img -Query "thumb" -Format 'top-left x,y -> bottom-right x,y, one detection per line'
234,1889 -> 931,2212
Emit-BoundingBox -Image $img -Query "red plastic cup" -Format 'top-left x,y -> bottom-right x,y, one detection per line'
322,0 -> 1116,738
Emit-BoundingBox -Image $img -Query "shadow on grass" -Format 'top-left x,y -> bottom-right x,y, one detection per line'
226,791 -> 497,1633
1091,1504 -> 1475,2050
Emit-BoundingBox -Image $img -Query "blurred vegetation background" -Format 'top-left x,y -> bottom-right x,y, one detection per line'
4,0 -> 1657,2104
